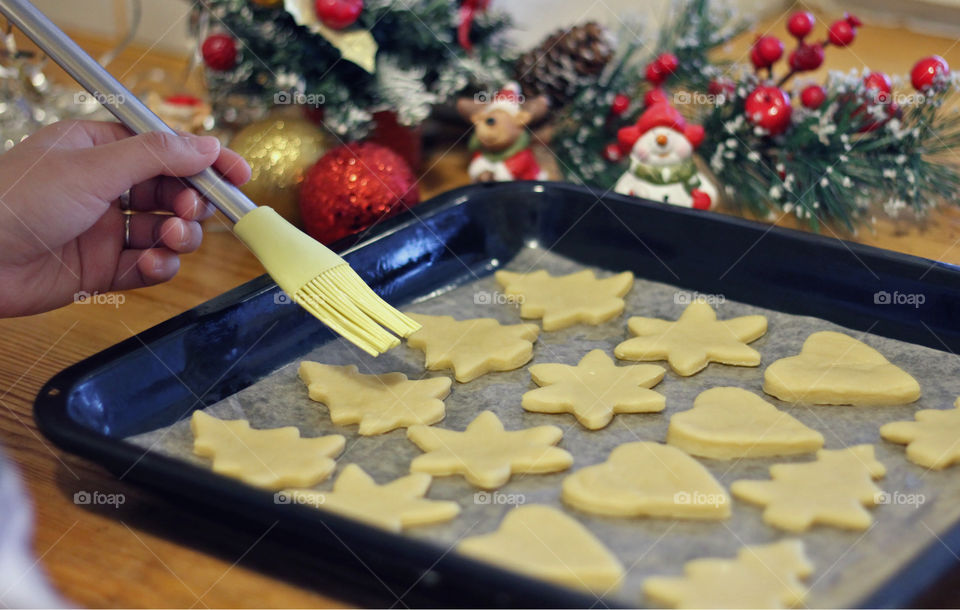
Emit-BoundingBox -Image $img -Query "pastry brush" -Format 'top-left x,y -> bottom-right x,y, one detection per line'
0,0 -> 419,356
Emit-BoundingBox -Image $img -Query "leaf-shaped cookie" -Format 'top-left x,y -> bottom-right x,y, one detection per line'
643,540 -> 813,609
667,387 -> 824,459
731,445 -> 887,532
562,442 -> 730,519
523,349 -> 665,429
407,410 -> 573,489
881,398 -> 960,469
614,301 -> 767,376
494,269 -> 634,330
458,505 -> 625,594
299,362 -> 451,435
281,464 -> 460,532
191,410 -> 345,490
763,331 -> 921,405
405,313 -> 539,382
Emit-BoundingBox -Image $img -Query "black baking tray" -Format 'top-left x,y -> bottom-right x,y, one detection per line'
35,182 -> 960,607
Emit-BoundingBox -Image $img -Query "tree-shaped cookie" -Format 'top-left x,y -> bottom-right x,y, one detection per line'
763,331 -> 921,405
404,313 -> 539,382
281,464 -> 460,532
191,410 -> 345,490
299,362 -> 451,435
562,442 -> 730,519
494,269 -> 634,330
667,387 -> 824,460
407,410 -> 573,489
458,504 -> 625,594
643,540 -> 813,609
523,349 -> 666,429
614,301 -> 767,376
731,445 -> 887,532
881,398 -> 960,469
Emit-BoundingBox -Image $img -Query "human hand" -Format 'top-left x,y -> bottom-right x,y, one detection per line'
0,120 -> 251,317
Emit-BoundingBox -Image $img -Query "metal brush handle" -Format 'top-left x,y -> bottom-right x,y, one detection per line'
0,0 -> 257,223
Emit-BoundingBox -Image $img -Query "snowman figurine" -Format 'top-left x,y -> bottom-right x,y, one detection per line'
614,102 -> 717,210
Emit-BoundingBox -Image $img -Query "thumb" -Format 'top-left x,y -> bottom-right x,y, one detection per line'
73,131 -> 221,201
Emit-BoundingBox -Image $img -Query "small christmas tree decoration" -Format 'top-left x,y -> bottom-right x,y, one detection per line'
911,55 -> 950,91
787,11 -> 815,39
614,101 -> 716,209
201,33 -> 238,71
299,142 -> 419,244
515,22 -> 614,109
457,83 -> 550,182
313,0 -> 363,30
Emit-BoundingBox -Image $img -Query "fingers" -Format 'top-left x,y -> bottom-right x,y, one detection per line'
110,248 -> 180,292
214,146 -> 252,186
126,214 -> 203,253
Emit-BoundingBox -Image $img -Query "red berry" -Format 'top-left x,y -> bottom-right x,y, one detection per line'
708,78 -> 735,96
644,87 -> 668,107
603,142 -> 622,162
646,61 -> 666,85
800,85 -> 826,109
744,85 -> 793,135
911,55 -> 950,91
828,19 -> 856,46
787,11 -> 815,39
655,52 -> 679,75
201,34 -> 237,71
845,12 -> 862,27
754,36 -> 784,66
789,43 -> 825,72
863,71 -> 892,103
314,0 -> 363,30
610,93 -> 630,116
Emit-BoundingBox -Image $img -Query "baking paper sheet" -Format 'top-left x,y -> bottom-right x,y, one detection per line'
128,247 -> 960,607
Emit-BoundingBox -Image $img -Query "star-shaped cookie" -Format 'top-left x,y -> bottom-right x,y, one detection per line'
614,301 -> 767,376
404,313 -> 539,382
523,349 -> 665,429
191,410 -> 345,490
494,269 -> 634,330
643,540 -> 813,609
881,398 -> 960,469
731,445 -> 887,532
299,362 -> 451,435
281,464 -> 460,532
407,410 -> 573,489
458,505 -> 625,594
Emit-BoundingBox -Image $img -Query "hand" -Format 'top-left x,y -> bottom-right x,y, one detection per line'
0,120 -> 251,317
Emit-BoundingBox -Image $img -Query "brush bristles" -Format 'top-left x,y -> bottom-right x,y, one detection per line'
295,264 -> 421,356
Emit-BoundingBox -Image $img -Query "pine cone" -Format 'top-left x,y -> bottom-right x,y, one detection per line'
515,22 -> 614,109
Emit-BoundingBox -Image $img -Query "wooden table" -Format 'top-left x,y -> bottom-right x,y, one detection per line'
3,14 -> 960,609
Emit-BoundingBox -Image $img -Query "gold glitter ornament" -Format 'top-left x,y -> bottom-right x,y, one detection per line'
229,118 -> 328,226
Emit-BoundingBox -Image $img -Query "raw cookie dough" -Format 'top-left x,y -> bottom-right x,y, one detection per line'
643,539 -> 813,609
667,387 -> 824,460
763,331 -> 921,405
562,442 -> 730,519
281,464 -> 460,532
614,301 -> 767,376
458,504 -> 625,594
731,445 -> 887,532
881,397 -> 960,469
191,410 -> 345,490
494,269 -> 634,330
405,313 -> 539,382
523,349 -> 666,430
299,362 -> 451,435
407,410 -> 573,489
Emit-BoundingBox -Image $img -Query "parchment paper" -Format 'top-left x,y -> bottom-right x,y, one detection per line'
128,247 -> 960,607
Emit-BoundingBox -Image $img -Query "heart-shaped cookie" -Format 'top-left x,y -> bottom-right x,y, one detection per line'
562,442 -> 730,519
668,387 -> 824,459
763,331 -> 920,405
458,504 -> 624,594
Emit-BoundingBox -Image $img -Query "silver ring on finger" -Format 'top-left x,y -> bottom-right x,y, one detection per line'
123,213 -> 132,250
119,190 -> 131,211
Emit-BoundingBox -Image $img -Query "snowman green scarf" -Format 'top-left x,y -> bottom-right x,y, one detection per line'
632,158 -> 702,193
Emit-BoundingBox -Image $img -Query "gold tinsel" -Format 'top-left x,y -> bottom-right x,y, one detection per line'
229,117 -> 328,226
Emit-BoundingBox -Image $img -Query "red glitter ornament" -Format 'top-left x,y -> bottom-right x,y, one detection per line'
300,142 -> 419,244
789,43 -> 824,72
201,34 -> 238,71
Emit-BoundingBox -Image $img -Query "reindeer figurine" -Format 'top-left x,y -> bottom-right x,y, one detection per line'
457,82 -> 549,182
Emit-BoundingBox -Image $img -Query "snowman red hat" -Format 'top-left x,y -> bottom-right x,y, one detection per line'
488,82 -> 523,115
617,102 -> 705,155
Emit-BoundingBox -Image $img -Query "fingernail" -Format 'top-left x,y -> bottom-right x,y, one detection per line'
189,135 -> 220,154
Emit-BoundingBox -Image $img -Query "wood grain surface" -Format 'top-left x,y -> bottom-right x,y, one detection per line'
3,12 -> 960,609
